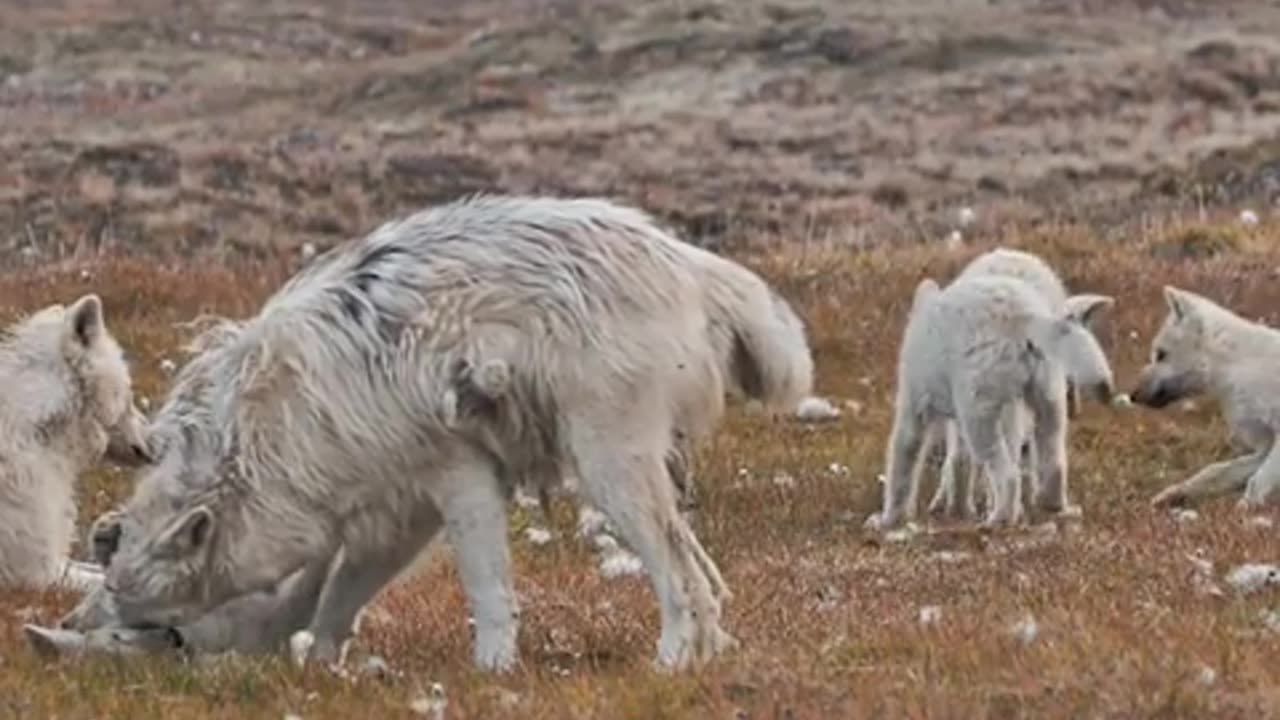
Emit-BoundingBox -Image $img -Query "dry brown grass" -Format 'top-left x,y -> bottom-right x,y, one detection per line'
1,219 -> 1279,719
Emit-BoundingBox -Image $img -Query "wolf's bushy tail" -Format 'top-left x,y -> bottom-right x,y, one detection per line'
691,249 -> 814,410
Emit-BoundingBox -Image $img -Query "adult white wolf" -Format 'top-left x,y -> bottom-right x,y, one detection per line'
86,195 -> 814,672
868,274 -> 1114,530
1135,286 -> 1280,509
926,248 -> 1114,519
0,294 -> 151,590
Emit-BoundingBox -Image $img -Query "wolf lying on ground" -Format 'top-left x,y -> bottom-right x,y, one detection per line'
926,248 -> 1114,520
68,194 -> 813,672
0,294 -> 151,591
868,273 -> 1115,530
1135,286 -> 1280,510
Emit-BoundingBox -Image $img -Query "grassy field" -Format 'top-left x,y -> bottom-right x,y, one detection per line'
4,0 -> 1280,717
1,219 -> 1279,718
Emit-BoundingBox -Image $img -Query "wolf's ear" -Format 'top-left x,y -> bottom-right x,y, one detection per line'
65,294 -> 105,351
159,506 -> 215,555
912,277 -> 941,311
1163,286 -> 1201,323
1064,294 -> 1113,329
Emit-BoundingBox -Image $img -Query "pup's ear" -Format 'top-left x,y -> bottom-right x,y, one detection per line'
1064,294 -> 1114,329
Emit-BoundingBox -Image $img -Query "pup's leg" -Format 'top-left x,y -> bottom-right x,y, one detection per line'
870,402 -> 928,530
960,403 -> 1020,528
1151,453 -> 1266,508
1027,367 -> 1074,515
929,420 -> 965,518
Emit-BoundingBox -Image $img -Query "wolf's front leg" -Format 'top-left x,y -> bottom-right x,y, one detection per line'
1150,453 -> 1265,508
438,466 -> 520,672
301,502 -> 444,667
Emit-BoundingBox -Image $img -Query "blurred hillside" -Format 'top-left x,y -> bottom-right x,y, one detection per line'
3,0 -> 1280,262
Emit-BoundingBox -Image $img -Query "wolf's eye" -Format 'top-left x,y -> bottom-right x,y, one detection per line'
1155,349 -> 1168,362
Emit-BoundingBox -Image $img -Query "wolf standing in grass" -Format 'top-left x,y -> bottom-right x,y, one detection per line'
869,274 -> 1114,530
87,195 -> 813,672
1136,286 -> 1280,509
0,295 -> 150,590
927,248 -> 1114,519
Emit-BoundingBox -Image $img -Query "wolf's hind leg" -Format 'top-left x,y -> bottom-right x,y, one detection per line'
1150,453 -> 1265,508
1239,442 -> 1280,509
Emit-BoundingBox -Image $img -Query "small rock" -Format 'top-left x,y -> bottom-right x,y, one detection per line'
408,683 -> 447,718
771,473 -> 796,490
1009,614 -> 1039,645
1186,552 -> 1214,576
284,714 -> 304,720
883,522 -> 921,544
158,358 -> 177,375
360,655 -> 396,681
300,242 -> 318,260
513,488 -> 540,510
918,605 -> 942,626
931,550 -> 972,564
1225,563 -> 1280,593
577,505 -> 610,538
1260,609 -> 1280,633
524,526 -> 553,546
599,548 -> 644,579
1197,664 -> 1217,686
826,463 -> 849,476
78,269 -> 92,281
591,533 -> 619,553
1240,209 -> 1260,226
944,230 -> 964,250
289,630 -> 315,669
794,396 -> 841,423
1128,329 -> 1140,341
1173,508 -> 1200,524
11,607 -> 37,622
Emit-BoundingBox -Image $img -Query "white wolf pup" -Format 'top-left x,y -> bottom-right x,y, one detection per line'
1135,286 -> 1280,509
927,248 -> 1114,519
83,195 -> 813,673
868,274 -> 1114,530
0,294 -> 150,590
